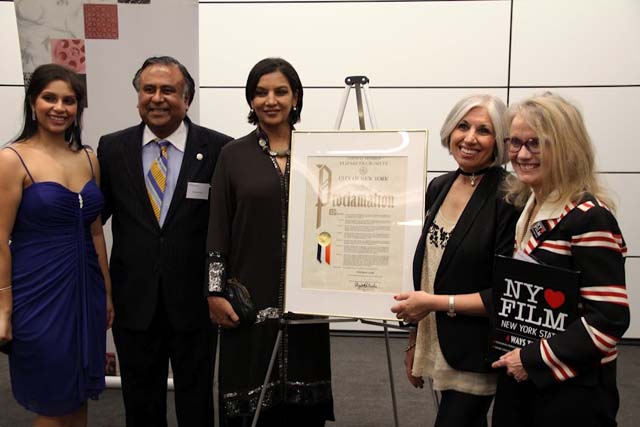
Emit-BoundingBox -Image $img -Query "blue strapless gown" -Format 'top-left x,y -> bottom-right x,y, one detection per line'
9,180 -> 106,416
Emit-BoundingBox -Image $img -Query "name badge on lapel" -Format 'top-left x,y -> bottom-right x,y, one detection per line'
530,221 -> 547,239
186,182 -> 210,200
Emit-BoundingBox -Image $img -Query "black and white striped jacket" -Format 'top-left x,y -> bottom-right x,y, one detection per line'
516,193 -> 630,388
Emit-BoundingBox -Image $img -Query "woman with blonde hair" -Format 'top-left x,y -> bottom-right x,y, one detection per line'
502,93 -> 614,209
490,93 -> 629,426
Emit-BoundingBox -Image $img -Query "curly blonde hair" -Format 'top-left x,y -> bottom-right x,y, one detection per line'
504,93 -> 614,210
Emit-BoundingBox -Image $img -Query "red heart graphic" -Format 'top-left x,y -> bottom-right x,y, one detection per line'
544,289 -> 565,309
505,335 -> 510,343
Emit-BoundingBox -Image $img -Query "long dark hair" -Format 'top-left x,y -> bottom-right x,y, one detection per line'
245,57 -> 303,126
15,64 -> 86,151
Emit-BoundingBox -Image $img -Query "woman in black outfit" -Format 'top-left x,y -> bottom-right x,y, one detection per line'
206,58 -> 334,426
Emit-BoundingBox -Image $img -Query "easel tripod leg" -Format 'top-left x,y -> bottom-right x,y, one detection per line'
252,329 -> 283,427
383,320 -> 400,427
429,377 -> 440,409
334,85 -> 352,130
214,327 -> 221,427
354,83 -> 366,130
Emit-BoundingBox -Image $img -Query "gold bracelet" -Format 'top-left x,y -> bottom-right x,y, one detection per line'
0,285 -> 12,292
404,343 -> 416,353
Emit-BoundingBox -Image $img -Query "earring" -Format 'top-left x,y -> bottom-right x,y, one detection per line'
68,119 -> 78,145
31,110 -> 36,121
293,106 -> 297,112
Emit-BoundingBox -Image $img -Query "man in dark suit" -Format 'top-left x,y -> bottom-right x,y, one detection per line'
98,56 -> 232,427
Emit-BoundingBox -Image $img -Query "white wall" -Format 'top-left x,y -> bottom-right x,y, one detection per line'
1,0 -> 639,337
0,2 -> 23,144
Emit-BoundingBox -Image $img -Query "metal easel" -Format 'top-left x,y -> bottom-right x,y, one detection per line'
333,75 -> 440,417
333,75 -> 400,427
334,75 -> 378,130
252,318 -> 404,427
250,76 -> 405,427
252,316 -> 356,427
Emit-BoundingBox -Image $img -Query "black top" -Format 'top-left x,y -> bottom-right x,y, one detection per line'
207,130 -> 334,420
413,167 -> 520,373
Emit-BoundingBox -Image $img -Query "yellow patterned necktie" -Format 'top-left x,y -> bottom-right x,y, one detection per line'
146,140 -> 169,221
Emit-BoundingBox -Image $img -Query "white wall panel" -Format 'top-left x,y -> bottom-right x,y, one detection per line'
624,258 -> 640,338
600,173 -> 640,257
603,173 -> 638,339
199,88 -> 252,139
83,0 -> 200,150
509,87 -> 640,173
200,87 -> 508,171
0,2 -> 23,84
0,1 -> 24,145
0,87 -> 25,144
199,1 -> 510,86
510,0 -> 640,86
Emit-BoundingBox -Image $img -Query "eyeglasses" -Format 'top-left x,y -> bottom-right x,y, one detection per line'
504,137 -> 541,154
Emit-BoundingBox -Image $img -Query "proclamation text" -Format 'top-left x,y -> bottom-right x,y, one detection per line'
301,156 -> 407,293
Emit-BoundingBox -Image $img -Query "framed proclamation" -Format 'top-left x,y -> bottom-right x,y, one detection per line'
285,130 -> 428,320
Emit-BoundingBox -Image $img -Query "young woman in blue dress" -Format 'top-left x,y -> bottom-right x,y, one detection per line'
0,64 -> 113,427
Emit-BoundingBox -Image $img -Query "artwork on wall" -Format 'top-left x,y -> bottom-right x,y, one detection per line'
14,0 -> 85,79
51,38 -> 86,73
14,0 -> 151,104
84,4 -> 119,39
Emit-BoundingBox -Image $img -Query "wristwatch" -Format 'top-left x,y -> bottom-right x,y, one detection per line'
447,295 -> 456,317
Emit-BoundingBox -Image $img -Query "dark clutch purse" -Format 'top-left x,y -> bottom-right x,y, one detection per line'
224,278 -> 257,326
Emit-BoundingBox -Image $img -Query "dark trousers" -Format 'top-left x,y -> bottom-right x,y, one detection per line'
492,367 -> 619,427
224,403 -> 326,427
113,300 -> 214,427
435,390 -> 493,427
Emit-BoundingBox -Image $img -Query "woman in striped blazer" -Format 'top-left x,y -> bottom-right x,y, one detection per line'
490,93 -> 629,426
